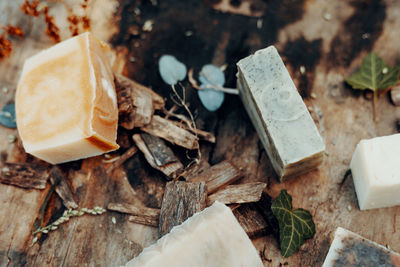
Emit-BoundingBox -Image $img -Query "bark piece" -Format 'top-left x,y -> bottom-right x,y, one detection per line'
233,204 -> 268,239
115,74 -> 165,129
49,167 -> 78,210
141,115 -> 199,150
132,134 -> 183,179
106,146 -> 138,174
182,160 -> 211,181
189,160 -> 242,194
207,182 -> 266,206
159,181 -> 207,236
254,192 -> 279,239
0,163 -> 49,189
108,202 -> 160,227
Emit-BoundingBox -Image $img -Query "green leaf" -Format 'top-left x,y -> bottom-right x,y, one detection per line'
345,52 -> 399,92
271,190 -> 315,257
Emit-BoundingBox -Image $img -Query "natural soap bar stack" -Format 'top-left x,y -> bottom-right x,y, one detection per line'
124,201 -> 263,267
350,134 -> 400,210
16,32 -> 119,164
237,46 -> 325,180
322,227 -> 400,267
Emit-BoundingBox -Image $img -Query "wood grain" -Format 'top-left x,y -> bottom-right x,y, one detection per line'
233,204 -> 269,239
159,181 -> 207,237
188,160 -> 243,194
207,182 -> 266,206
0,162 -> 49,190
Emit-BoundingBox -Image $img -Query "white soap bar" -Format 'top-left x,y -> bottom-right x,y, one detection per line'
16,32 -> 119,164
322,227 -> 400,267
124,201 -> 263,267
350,134 -> 400,210
236,46 -> 325,180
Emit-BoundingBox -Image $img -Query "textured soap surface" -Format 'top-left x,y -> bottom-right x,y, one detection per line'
16,32 -> 119,164
350,134 -> 400,210
322,227 -> 400,267
124,201 -> 263,267
237,46 -> 325,179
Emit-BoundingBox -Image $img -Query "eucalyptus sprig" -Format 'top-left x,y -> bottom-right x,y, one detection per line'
31,206 -> 106,245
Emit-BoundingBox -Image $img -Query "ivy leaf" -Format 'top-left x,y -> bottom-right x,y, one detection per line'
198,64 -> 225,112
0,103 -> 17,128
345,52 -> 399,91
158,55 -> 187,86
271,189 -> 315,258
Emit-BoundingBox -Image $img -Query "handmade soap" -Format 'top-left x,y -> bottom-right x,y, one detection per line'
124,201 -> 263,267
16,32 -> 119,164
350,134 -> 400,210
322,227 -> 400,267
236,46 -> 325,180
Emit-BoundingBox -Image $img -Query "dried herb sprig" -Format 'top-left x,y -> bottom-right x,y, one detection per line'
32,206 -> 106,245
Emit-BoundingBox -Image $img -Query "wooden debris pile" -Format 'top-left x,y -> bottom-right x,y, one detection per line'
0,73 -> 274,244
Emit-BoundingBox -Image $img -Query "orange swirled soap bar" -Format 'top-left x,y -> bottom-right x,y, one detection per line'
16,32 -> 119,164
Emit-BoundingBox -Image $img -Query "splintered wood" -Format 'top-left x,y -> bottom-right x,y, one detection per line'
49,167 -> 78,210
107,202 -> 160,227
133,134 -> 183,179
106,146 -> 138,174
159,181 -> 207,236
141,115 -> 199,150
207,182 -> 266,206
115,74 -> 165,129
188,160 -> 242,194
0,162 -> 49,189
233,204 -> 269,239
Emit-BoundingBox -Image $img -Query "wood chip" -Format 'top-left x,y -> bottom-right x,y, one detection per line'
115,74 -> 165,129
141,115 -> 199,150
108,202 -> 160,227
132,134 -> 183,179
254,192 -> 279,239
50,167 -> 78,210
207,182 -> 266,206
171,120 -> 216,143
188,160 -> 242,194
106,146 -> 138,174
182,160 -> 211,181
159,181 -> 207,236
232,204 -> 268,239
0,163 -> 49,189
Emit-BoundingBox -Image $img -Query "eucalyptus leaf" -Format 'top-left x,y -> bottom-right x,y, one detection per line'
0,103 -> 17,128
198,88 -> 225,112
199,64 -> 225,87
158,55 -> 187,85
198,64 -> 225,111
346,52 -> 400,91
271,189 -> 315,258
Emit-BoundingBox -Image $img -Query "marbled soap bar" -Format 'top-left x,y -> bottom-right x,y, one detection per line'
16,32 -> 119,164
237,46 -> 325,180
350,134 -> 400,210
124,201 -> 263,267
322,227 -> 400,267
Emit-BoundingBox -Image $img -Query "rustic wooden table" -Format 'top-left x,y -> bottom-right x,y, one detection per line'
0,0 -> 399,266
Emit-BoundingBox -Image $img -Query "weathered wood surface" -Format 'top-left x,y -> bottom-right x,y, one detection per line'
233,204 -> 269,239
159,181 -> 207,236
188,160 -> 243,193
108,202 -> 160,227
207,182 -> 266,206
1,0 -> 400,266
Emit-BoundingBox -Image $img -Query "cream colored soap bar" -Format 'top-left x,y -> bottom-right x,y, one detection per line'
350,134 -> 400,210
124,201 -> 263,267
16,32 -> 119,164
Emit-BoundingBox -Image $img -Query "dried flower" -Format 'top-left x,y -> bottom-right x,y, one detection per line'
0,34 -> 12,59
42,6 -> 60,43
3,25 -> 24,38
21,0 -> 41,17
